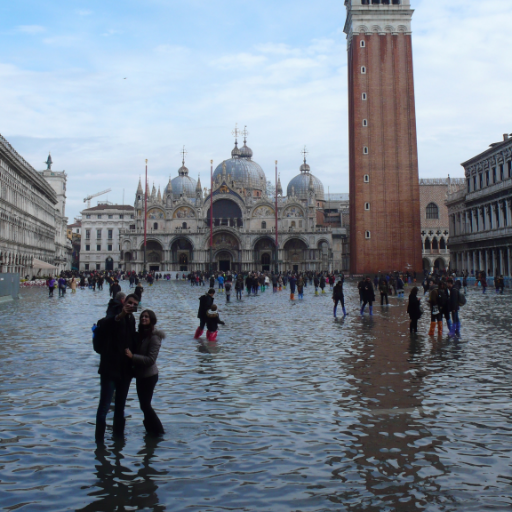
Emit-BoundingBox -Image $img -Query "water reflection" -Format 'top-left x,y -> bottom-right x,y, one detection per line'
79,437 -> 167,512
1,282 -> 511,511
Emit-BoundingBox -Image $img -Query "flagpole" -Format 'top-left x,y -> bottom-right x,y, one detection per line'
210,159 -> 213,273
143,159 -> 148,275
275,160 -> 278,274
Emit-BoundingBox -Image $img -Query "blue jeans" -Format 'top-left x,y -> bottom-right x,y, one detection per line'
95,375 -> 132,440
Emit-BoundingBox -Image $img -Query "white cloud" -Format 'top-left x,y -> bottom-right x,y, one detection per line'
17,25 -> 45,34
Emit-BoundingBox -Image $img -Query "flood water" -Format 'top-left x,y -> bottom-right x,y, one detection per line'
1,280 -> 511,511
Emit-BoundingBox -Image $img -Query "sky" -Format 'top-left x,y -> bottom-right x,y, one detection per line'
1,0 -> 511,221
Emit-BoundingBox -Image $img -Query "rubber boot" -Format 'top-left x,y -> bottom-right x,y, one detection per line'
322,289 -> 326,294
333,305 -> 337,318
206,330 -> 212,341
315,290 -> 319,296
369,305 -> 373,316
448,319 -> 455,336
437,321 -> 443,336
342,306 -> 347,316
290,293 -> 295,300
194,327 -> 203,339
428,322 -> 436,336
360,305 -> 365,315
455,322 -> 460,335
207,330 -> 218,342
95,419 -> 106,444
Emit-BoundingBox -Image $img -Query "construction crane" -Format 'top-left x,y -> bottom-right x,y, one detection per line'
83,188 -> 112,209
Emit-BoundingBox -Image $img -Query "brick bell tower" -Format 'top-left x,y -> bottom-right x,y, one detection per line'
344,0 -> 422,275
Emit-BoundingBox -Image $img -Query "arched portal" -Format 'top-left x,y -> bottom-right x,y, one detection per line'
145,240 -> 164,271
171,238 -> 194,271
105,256 -> 114,271
254,237 -> 276,271
434,257 -> 446,271
284,238 -> 308,272
216,250 -> 233,272
207,199 -> 243,228
422,258 -> 431,271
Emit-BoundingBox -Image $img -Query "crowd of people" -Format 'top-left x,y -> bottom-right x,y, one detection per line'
82,264 -> 508,444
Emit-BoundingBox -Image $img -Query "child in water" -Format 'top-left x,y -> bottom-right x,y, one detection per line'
206,304 -> 225,341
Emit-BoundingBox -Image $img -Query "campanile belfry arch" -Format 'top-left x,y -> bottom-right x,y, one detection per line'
344,0 -> 422,274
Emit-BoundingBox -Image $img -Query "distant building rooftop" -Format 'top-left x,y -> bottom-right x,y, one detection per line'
82,204 -> 134,212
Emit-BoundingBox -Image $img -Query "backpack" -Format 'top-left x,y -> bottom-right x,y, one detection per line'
458,293 -> 466,307
92,317 -> 110,354
437,289 -> 447,309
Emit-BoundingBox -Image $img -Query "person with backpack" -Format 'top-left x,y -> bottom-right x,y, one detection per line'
407,287 -> 422,334
225,280 -> 232,303
447,278 -> 460,336
94,293 -> 140,443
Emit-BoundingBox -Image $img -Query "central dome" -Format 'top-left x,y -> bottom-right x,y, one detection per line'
213,142 -> 266,191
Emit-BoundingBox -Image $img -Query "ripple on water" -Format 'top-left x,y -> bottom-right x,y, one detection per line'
0,281 -> 511,511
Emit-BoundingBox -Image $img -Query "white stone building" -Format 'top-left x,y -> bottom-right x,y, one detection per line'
80,204 -> 135,272
119,134 -> 335,273
447,133 -> 512,277
0,134 -> 58,275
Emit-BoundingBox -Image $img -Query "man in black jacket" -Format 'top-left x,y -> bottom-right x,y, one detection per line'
95,293 -> 139,443
194,288 -> 215,339
447,279 -> 460,336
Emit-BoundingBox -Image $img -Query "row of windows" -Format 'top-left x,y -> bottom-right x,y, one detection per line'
85,229 -> 114,239
467,161 -> 512,193
84,263 -> 123,270
361,0 -> 401,4
84,214 -> 134,219
85,245 -> 114,251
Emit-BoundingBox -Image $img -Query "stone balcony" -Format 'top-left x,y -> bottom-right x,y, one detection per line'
449,225 -> 512,245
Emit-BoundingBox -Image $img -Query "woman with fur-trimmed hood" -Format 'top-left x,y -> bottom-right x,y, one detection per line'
125,309 -> 165,436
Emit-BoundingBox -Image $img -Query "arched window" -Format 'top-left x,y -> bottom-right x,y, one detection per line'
426,203 -> 439,219
153,222 -> 158,230
424,238 -> 431,250
432,238 -> 439,250
440,238 -> 446,250
261,221 -> 267,229
182,222 -> 187,229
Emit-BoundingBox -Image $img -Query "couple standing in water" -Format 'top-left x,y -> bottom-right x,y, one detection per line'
94,292 -> 165,443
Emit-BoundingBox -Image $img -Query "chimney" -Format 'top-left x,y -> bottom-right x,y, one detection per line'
504,134 -> 509,141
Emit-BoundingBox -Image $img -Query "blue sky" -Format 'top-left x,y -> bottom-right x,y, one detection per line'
1,0 -> 511,221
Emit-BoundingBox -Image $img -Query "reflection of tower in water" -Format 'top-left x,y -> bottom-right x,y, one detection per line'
334,325 -> 448,510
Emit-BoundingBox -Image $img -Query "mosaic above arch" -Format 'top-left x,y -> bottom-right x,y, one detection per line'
252,206 -> 274,217
173,206 -> 195,219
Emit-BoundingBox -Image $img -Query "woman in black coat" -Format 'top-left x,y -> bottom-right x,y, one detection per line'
360,277 -> 375,315
407,286 -> 422,334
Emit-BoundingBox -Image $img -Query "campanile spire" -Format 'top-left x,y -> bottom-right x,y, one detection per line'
344,0 -> 422,275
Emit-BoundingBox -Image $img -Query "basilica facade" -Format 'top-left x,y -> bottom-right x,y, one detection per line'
119,137 -> 335,273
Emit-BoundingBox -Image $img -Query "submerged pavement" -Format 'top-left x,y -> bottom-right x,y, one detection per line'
0,280 -> 511,511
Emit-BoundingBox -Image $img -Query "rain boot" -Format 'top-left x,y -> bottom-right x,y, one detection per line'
333,305 -> 337,318
428,322 -> 436,336
194,327 -> 203,339
360,305 -> 365,315
209,331 -> 218,342
342,306 -> 348,316
437,321 -> 443,336
290,293 -> 295,300
448,319 -> 455,336
206,330 -> 212,341
455,322 -> 460,335
369,305 -> 373,316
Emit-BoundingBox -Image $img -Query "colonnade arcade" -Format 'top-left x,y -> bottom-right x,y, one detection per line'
0,250 -> 54,275
120,233 -> 333,273
450,246 -> 512,277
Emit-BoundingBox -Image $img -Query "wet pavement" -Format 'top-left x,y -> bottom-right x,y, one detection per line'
0,280 -> 511,511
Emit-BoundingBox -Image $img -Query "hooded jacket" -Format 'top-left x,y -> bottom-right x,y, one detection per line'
132,329 -> 165,379
206,310 -> 225,332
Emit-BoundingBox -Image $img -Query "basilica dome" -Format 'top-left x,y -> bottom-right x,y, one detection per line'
287,159 -> 325,200
213,141 -> 266,191
165,163 -> 197,199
